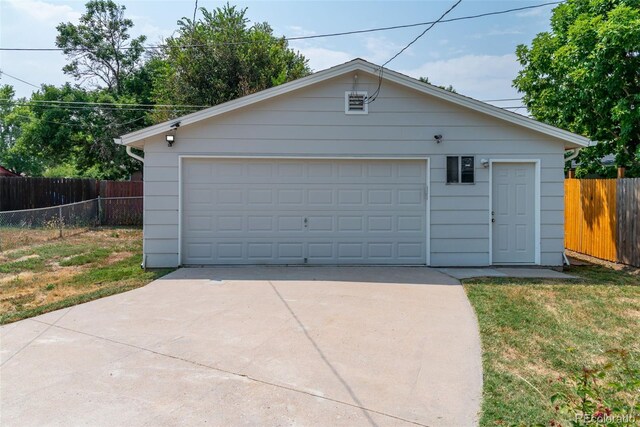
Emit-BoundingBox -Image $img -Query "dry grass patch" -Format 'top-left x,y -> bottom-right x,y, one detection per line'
464,265 -> 640,426
0,228 -> 173,324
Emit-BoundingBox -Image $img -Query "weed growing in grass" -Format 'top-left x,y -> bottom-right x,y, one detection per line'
551,349 -> 640,426
45,284 -> 55,291
59,248 -> 113,266
0,257 -> 45,274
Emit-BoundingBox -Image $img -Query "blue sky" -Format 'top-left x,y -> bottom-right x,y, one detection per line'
0,0 -> 556,108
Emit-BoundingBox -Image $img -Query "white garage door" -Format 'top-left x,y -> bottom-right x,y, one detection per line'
181,158 -> 428,265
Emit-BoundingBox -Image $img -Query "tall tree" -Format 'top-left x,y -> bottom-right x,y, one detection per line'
0,85 -> 42,175
56,0 -> 146,94
15,84 -> 150,179
152,4 -> 310,119
514,0 -> 640,177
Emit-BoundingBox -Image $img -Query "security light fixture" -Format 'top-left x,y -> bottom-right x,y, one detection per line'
166,134 -> 175,147
434,134 -> 443,143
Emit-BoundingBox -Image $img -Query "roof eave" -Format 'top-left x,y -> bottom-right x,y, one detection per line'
118,59 -> 368,146
118,58 -> 591,148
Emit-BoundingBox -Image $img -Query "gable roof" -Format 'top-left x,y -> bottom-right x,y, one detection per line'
115,58 -> 590,149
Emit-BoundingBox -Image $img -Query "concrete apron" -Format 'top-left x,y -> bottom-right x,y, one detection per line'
0,266 -> 483,427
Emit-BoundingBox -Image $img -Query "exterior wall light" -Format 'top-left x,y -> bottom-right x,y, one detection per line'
166,134 -> 175,147
434,134 -> 443,143
481,158 -> 490,168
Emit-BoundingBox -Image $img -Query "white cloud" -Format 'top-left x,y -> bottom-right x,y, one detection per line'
6,0 -> 80,23
292,46 -> 352,71
400,54 -> 522,100
474,28 -> 524,38
361,35 -> 407,64
130,15 -> 175,43
516,7 -> 549,18
286,25 -> 316,37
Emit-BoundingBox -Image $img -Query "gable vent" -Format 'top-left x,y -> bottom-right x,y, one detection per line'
345,91 -> 368,114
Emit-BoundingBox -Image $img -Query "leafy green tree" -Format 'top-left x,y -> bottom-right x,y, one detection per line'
56,0 -> 146,94
15,84 -> 147,179
0,85 -> 43,175
47,0 -> 152,178
514,0 -> 640,177
152,4 -> 310,120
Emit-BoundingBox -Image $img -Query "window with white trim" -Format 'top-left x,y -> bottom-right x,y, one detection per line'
446,156 -> 475,184
345,91 -> 368,114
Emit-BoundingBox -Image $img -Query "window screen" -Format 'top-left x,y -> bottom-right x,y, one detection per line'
446,156 -> 475,184
446,156 -> 459,183
461,156 -> 474,183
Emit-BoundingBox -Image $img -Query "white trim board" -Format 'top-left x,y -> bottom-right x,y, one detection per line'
488,159 -> 541,265
177,155 -> 431,266
117,58 -> 590,149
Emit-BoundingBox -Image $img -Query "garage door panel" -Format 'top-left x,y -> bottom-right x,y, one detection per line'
183,162 -> 425,185
182,159 -> 427,265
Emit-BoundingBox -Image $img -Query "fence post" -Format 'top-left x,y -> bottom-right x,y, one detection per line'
97,196 -> 102,226
58,205 -> 63,238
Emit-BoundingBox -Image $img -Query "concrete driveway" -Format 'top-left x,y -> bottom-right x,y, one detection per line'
0,267 -> 482,426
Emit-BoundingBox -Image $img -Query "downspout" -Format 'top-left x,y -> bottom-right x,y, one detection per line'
116,138 -> 146,269
564,147 -> 581,163
126,146 -> 145,164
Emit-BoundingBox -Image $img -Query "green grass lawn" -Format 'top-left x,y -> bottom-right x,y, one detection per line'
464,265 -> 640,426
0,228 -> 173,324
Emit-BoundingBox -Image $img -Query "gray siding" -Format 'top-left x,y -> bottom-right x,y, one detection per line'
141,72 -> 566,267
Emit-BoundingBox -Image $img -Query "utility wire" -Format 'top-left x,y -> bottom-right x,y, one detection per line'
384,0 -> 462,68
4,101 -> 203,112
11,112 -> 147,129
286,1 -> 562,42
482,97 -> 522,102
0,96 -> 526,109
0,99 -> 209,108
0,2 -> 562,52
367,0 -> 462,104
0,70 -> 39,88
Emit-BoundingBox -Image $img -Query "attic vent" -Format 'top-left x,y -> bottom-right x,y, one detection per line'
345,91 -> 368,114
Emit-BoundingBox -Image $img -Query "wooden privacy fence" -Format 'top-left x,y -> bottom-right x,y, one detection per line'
0,178 -> 97,211
565,178 -> 640,267
0,177 -> 142,211
0,178 -> 143,226
99,181 -> 143,226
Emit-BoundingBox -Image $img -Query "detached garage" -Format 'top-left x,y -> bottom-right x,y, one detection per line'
115,58 -> 589,268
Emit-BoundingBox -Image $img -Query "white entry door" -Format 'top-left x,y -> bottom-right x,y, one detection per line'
181,158 -> 428,265
491,162 -> 536,264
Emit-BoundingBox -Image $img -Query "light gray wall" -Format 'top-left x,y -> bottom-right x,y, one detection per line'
140,71 -> 565,268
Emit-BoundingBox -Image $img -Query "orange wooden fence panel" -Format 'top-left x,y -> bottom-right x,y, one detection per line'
564,179 -> 617,262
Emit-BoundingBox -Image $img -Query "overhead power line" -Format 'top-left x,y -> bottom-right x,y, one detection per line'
11,112 -> 148,129
384,0 -> 462,68
0,2 -> 562,52
482,97 -> 523,102
3,101 -> 203,112
0,98 -> 210,108
0,70 -> 39,88
367,0 -> 463,104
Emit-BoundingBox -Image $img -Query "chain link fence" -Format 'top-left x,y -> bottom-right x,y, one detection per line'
0,197 -> 143,252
